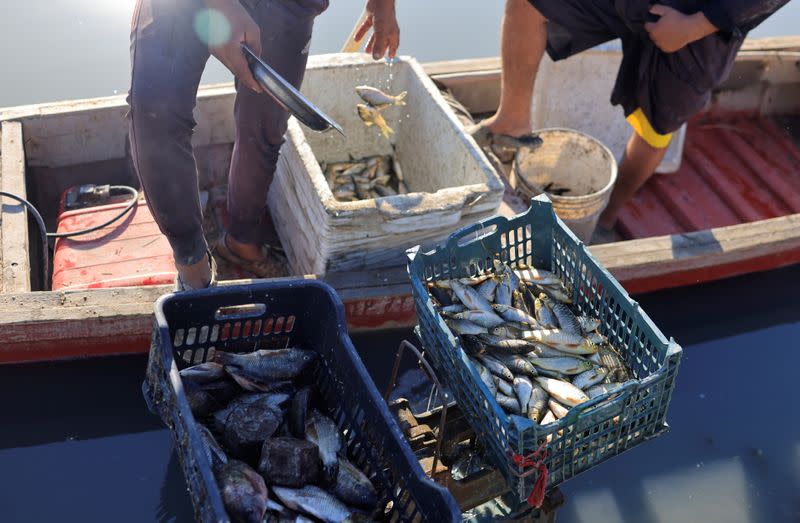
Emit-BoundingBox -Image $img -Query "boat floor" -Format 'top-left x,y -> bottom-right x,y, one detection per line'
616,112 -> 800,241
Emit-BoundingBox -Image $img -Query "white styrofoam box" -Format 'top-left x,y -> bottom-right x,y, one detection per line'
531,41 -> 685,174
269,53 -> 504,275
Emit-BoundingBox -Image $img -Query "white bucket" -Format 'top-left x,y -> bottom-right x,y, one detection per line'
511,128 -> 618,243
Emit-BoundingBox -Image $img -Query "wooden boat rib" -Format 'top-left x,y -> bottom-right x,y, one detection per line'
1,37 -> 798,364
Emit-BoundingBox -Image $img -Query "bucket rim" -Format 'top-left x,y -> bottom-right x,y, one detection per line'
513,127 -> 619,203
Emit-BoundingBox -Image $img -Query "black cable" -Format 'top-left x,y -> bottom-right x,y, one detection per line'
0,185 -> 139,287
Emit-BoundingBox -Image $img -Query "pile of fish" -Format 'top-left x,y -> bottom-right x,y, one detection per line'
179,348 -> 380,523
355,85 -> 406,139
321,154 -> 409,201
427,259 -> 632,425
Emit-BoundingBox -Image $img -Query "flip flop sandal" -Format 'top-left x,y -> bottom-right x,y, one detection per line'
213,232 -> 289,279
467,123 -> 543,163
174,249 -> 218,292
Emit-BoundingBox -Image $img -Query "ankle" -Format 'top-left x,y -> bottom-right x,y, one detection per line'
176,254 -> 212,289
482,115 -> 532,138
226,234 -> 264,262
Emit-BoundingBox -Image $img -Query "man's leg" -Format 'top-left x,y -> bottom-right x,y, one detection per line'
481,0 -> 547,137
225,0 -> 329,263
597,131 -> 669,230
127,0 -> 212,288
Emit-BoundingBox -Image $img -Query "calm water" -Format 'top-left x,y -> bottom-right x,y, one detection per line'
0,1 -> 799,107
0,265 -> 798,522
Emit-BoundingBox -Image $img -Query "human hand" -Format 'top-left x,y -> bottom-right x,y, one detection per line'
645,5 -> 717,53
205,0 -> 263,92
356,0 -> 400,60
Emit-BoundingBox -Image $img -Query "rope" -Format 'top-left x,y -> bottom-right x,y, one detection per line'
510,441 -> 550,508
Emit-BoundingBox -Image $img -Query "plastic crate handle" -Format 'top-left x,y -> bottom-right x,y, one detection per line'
445,214 -> 509,250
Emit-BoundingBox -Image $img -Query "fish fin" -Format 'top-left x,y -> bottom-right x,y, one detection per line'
375,114 -> 394,138
395,91 -> 408,106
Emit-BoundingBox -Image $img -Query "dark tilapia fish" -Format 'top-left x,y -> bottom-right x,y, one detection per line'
183,378 -> 220,417
213,348 -> 318,383
258,438 -> 322,487
272,485 -> 373,523
304,410 -> 343,486
215,394 -> 290,457
180,362 -> 226,384
201,379 -> 241,405
218,460 -> 269,523
197,423 -> 228,472
331,457 -> 378,510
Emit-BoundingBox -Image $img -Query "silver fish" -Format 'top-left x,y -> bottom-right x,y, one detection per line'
356,103 -> 393,138
512,291 -> 530,315
577,315 -> 602,334
542,295 -> 582,336
473,360 -> 497,397
305,410 -> 343,485
446,318 -> 487,336
536,377 -> 590,407
528,344 -> 589,360
489,324 -> 523,339
540,409 -> 556,426
586,332 -> 607,345
477,355 -> 514,381
218,460 -> 268,523
586,383 -> 623,399
491,352 -> 538,378
572,367 -> 608,390
356,85 -> 407,109
494,274 -> 513,306
548,399 -> 570,419
477,334 -> 537,354
272,485 -> 359,523
513,376 -> 534,413
332,457 -> 377,509
514,268 -> 562,285
534,297 -> 559,328
439,304 -> 467,315
476,278 -> 499,302
453,310 -> 506,328
450,280 -> 494,313
528,356 -> 592,375
492,304 -> 540,326
496,393 -> 522,415
526,329 -> 598,355
494,376 -> 515,397
528,385 -> 549,423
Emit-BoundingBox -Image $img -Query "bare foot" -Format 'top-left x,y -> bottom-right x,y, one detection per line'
176,254 -> 212,289
479,115 -> 532,139
226,234 -> 268,263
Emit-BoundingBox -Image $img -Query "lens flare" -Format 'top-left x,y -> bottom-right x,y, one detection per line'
193,8 -> 231,48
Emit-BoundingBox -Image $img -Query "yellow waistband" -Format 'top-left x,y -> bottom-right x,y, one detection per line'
626,108 -> 672,149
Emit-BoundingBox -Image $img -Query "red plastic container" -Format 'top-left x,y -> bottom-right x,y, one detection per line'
51,198 -> 176,290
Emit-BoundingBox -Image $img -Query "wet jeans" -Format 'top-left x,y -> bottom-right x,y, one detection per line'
127,0 -> 328,265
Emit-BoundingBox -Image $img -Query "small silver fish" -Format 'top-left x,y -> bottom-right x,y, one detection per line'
513,376 -> 534,413
477,354 -> 514,381
450,280 -> 494,313
474,360 -> 497,397
496,393 -> 522,415
536,377 -> 590,407
548,399 -> 570,419
491,352 -> 538,378
357,103 -> 394,138
476,278 -> 499,302
492,304 -> 540,326
534,297 -> 559,328
572,367 -> 608,390
304,411 -> 343,485
494,376 -> 515,397
272,485 -> 359,523
453,310 -> 506,328
528,385 -> 549,423
586,382 -> 623,399
528,356 -> 593,375
542,295 -> 582,335
577,315 -> 602,334
446,318 -> 487,336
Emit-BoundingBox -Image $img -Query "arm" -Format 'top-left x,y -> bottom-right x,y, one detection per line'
204,0 -> 263,93
355,0 -> 400,60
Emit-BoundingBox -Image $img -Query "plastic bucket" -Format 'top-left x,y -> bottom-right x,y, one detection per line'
511,128 -> 617,242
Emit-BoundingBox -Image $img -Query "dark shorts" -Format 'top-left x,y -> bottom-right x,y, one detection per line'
528,0 -> 744,137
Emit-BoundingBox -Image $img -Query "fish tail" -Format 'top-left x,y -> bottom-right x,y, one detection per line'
375,114 -> 394,138
211,350 -> 235,365
395,91 -> 408,106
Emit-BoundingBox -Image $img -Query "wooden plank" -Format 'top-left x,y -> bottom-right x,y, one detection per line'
0,121 -> 31,293
589,214 -> 800,282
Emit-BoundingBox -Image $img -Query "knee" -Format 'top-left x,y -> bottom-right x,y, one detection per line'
508,0 -> 547,24
127,83 -> 196,138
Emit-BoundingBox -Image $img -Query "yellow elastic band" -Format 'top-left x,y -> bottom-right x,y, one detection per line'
626,108 -> 672,149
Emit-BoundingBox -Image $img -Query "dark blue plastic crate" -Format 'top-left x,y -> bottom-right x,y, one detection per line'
407,196 -> 682,503
144,279 -> 461,523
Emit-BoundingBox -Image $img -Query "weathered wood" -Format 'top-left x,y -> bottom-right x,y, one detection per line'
590,214 -> 800,282
0,121 -> 31,293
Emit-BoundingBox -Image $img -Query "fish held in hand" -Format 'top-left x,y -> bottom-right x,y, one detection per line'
356,85 -> 407,109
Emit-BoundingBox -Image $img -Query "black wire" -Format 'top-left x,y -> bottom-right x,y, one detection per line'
46,186 -> 140,238
0,185 -> 139,287
0,191 -> 51,286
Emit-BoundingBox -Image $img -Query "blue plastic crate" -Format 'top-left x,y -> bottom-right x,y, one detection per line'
407,196 -> 682,503
143,279 -> 461,523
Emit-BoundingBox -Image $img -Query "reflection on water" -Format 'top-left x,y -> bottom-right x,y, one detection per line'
0,266 -> 797,522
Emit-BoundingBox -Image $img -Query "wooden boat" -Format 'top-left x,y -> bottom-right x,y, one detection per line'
1,37 -> 798,364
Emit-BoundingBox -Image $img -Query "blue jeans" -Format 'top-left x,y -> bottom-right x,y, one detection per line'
127,0 -> 328,265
